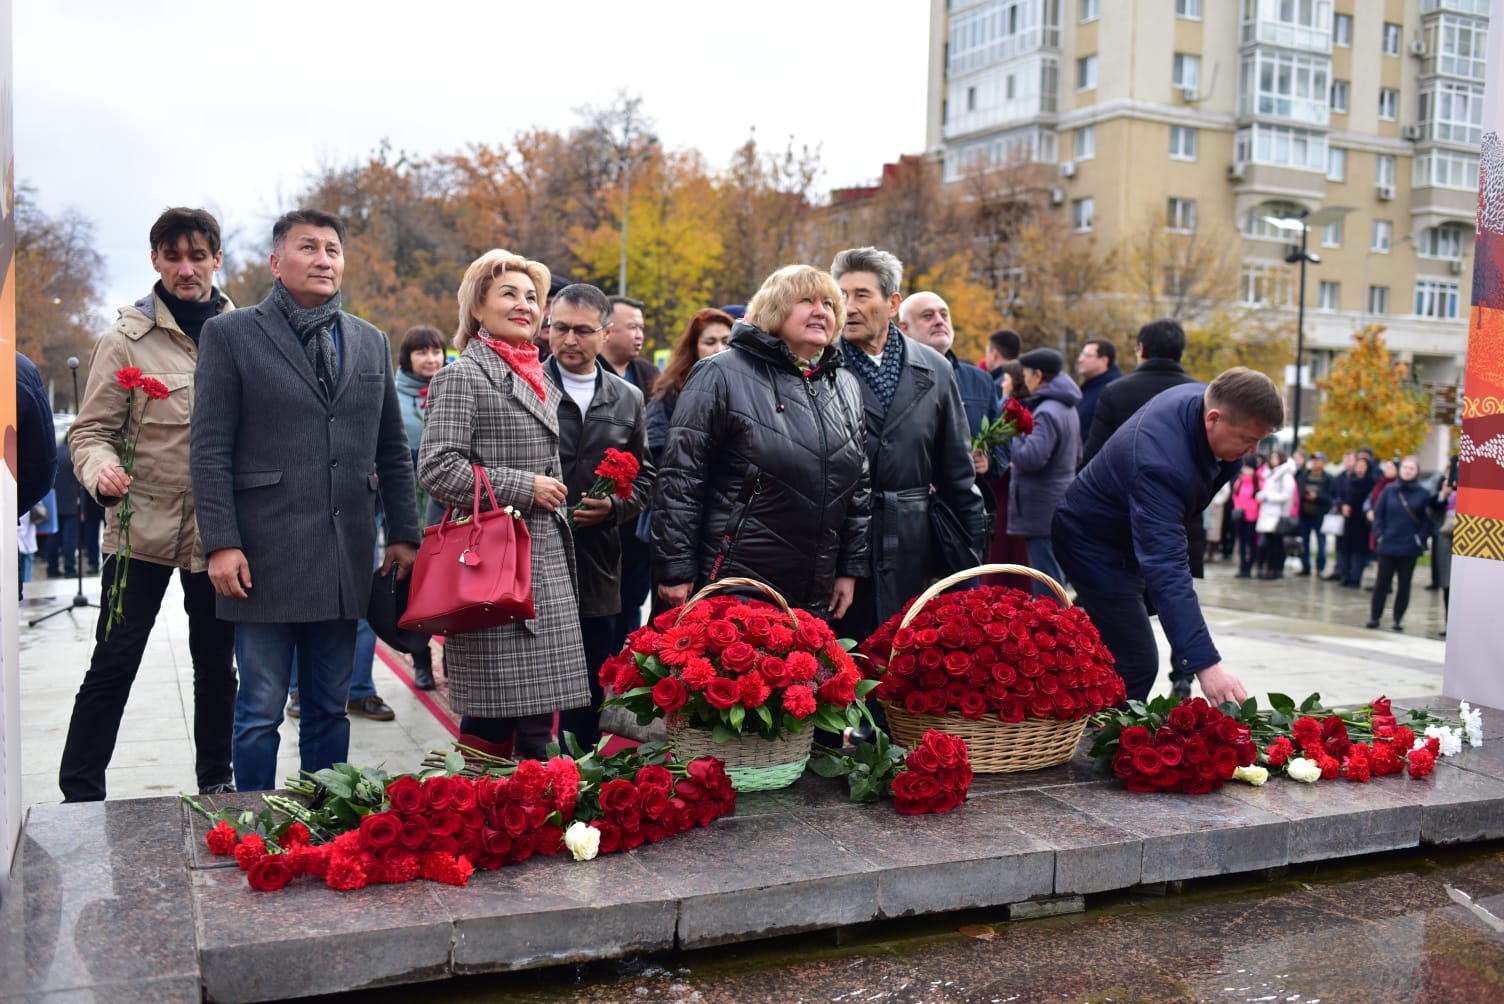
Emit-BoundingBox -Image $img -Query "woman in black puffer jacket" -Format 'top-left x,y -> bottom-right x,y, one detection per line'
652,265 -> 870,619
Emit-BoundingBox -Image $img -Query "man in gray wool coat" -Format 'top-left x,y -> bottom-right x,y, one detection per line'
191,208 -> 422,793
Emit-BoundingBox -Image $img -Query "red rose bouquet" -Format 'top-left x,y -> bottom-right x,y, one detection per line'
971,396 -> 1034,454
861,584 -> 1124,723
185,739 -> 738,892
1089,696 -> 1257,794
813,728 -> 973,814
601,587 -> 877,742
104,368 -> 172,637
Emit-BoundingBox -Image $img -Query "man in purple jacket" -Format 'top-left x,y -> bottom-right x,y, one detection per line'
1052,368 -> 1283,705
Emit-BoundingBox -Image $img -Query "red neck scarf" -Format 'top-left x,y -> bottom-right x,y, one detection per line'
475,329 -> 546,401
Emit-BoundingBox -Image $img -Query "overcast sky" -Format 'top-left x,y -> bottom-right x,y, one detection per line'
15,0 -> 932,316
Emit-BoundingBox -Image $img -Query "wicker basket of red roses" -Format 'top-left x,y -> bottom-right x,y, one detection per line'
600,577 -> 876,791
861,564 -> 1125,773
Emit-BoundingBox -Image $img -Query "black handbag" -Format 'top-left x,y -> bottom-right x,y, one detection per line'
928,486 -> 987,578
367,566 -> 431,655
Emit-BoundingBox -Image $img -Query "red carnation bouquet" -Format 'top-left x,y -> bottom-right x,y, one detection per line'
572,447 -> 640,509
601,590 -> 878,742
971,396 -> 1034,454
105,367 -> 172,637
1089,696 -> 1257,794
860,584 -> 1124,723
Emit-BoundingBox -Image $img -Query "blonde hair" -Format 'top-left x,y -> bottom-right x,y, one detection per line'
744,265 -> 844,345
455,249 -> 550,349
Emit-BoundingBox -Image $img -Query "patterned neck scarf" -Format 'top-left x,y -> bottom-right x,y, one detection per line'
841,324 -> 906,412
270,279 -> 342,397
475,328 -> 547,401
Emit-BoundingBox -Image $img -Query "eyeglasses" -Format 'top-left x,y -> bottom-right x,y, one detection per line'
548,321 -> 606,338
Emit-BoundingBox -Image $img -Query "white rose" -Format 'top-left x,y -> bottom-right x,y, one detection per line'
1233,764 -> 1269,786
563,820 -> 600,862
1286,757 -> 1322,783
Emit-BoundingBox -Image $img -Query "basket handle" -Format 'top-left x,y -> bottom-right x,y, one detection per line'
895,563 -> 1070,638
676,576 -> 800,631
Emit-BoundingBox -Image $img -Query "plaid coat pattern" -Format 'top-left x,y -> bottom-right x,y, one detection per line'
416,340 -> 590,718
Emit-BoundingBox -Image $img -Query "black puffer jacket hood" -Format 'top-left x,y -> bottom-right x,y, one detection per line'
652,322 -> 870,615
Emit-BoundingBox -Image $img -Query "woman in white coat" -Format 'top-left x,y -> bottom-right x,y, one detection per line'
1255,448 -> 1296,579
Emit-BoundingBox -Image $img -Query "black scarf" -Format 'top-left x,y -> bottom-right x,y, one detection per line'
841,324 -> 906,412
270,279 -> 342,396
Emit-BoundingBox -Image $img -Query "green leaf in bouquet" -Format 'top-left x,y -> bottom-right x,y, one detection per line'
849,773 -> 882,803
729,705 -> 745,730
1267,693 -> 1297,718
711,722 -> 740,743
1239,696 -> 1258,719
311,766 -> 356,799
854,678 -> 880,700
442,750 -> 467,775
1300,692 -> 1324,712
809,752 -> 853,778
755,704 -> 774,729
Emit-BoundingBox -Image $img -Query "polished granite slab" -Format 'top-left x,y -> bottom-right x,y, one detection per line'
3,698 -> 1502,1003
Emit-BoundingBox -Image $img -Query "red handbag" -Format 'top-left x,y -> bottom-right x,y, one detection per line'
398,464 -> 535,635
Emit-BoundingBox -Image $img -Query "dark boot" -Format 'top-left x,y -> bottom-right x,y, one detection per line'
412,645 -> 436,690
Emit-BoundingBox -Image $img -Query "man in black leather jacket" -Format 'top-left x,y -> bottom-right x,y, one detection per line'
831,247 -> 984,642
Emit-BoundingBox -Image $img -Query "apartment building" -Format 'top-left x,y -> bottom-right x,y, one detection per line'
926,0 -> 1487,461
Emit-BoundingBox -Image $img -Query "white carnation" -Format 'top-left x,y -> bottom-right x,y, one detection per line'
563,820 -> 600,862
1425,724 -> 1464,758
1286,757 -> 1321,783
1460,701 -> 1484,748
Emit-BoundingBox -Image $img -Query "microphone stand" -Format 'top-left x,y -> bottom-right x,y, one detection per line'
31,358 -> 101,627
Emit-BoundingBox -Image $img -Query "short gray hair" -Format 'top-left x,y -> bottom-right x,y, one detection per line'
830,247 -> 904,298
553,283 -> 612,326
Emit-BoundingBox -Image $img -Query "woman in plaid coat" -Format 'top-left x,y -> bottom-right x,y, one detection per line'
417,249 -> 589,756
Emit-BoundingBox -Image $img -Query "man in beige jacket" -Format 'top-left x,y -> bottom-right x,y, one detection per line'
59,208 -> 238,801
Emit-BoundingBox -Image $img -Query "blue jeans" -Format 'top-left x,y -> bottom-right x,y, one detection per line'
288,618 -> 376,700
1023,535 -> 1065,598
233,620 -> 356,792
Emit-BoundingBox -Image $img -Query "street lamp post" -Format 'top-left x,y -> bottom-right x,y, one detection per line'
1265,205 -> 1353,454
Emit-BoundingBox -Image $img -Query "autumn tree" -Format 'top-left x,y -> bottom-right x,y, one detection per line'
714,131 -> 822,301
14,185 -> 107,409
1306,326 -> 1431,458
1007,215 -> 1129,360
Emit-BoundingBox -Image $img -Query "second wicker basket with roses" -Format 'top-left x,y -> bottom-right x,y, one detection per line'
860,565 -> 1126,772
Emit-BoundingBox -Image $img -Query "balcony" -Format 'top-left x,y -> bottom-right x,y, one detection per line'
1421,0 -> 1490,15
1241,18 -> 1332,53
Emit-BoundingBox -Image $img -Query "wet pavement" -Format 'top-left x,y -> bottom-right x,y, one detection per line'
308,842 -> 1504,1003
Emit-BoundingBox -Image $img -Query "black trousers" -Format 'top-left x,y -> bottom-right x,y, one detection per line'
1370,555 -> 1418,626
558,613 -> 620,752
58,556 -> 237,801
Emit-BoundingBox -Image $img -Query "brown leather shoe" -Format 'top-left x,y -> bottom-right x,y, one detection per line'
347,695 -> 395,721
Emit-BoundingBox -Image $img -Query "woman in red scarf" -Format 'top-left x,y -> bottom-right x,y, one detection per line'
416,249 -> 589,759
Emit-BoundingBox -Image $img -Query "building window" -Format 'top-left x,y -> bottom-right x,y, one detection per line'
1167,198 -> 1196,233
1234,124 -> 1327,171
1367,285 -> 1389,316
1169,124 -> 1198,160
1080,0 -> 1100,21
946,1 -> 1064,77
1382,22 -> 1401,56
1240,263 -> 1294,307
1330,79 -> 1349,113
1318,281 -> 1340,311
1419,81 -> 1486,147
1077,55 -> 1098,90
1372,220 -> 1393,253
1413,149 -> 1481,190
1320,218 -> 1343,247
1376,154 -> 1396,188
1419,223 -> 1468,259
1072,197 -> 1095,231
1176,0 -> 1202,18
1378,88 -> 1398,120
1437,14 -> 1487,81
1415,280 -> 1461,319
1075,125 -> 1096,160
1173,53 -> 1201,90
1238,49 -> 1331,125
1333,12 -> 1352,47
1327,146 -> 1346,182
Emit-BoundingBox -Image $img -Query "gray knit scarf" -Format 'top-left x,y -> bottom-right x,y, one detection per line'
270,279 -> 342,396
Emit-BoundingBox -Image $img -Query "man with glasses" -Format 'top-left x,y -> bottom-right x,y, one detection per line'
542,283 -> 654,752
1075,338 -> 1121,444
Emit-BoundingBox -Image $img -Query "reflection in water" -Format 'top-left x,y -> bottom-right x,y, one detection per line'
313,844 -> 1504,1003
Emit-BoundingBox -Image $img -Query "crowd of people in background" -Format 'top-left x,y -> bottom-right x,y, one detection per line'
34,202 -> 1455,801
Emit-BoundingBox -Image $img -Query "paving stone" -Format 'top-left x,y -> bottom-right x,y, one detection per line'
983,788 -> 1144,894
6,976 -> 204,1003
629,813 -> 880,949
440,851 -> 677,974
1046,784 -> 1291,883
795,798 -> 1054,918
0,800 -> 199,1000
1218,776 -> 1422,861
193,865 -> 455,1003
